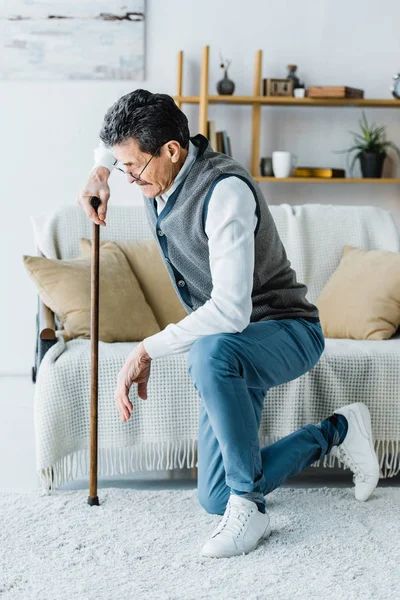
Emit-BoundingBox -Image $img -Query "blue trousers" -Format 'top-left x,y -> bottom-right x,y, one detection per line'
187,317 -> 329,515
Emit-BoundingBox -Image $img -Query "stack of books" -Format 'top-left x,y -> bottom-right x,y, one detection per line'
207,121 -> 232,156
307,86 -> 364,99
294,167 -> 346,178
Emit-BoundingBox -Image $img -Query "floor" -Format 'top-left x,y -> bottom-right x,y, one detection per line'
1,374 -> 399,493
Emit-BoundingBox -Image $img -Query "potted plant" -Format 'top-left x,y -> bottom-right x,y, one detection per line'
337,111 -> 400,178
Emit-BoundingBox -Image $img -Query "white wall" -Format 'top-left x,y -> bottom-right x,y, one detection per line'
2,0 -> 400,378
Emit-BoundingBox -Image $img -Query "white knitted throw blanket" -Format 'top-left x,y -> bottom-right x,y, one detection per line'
31,202 -> 400,492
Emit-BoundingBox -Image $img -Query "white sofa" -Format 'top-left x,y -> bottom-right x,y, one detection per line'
31,202 -> 400,493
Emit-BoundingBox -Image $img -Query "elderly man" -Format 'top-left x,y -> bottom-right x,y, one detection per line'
77,89 -> 380,559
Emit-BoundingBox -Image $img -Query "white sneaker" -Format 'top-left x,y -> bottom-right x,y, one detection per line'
328,402 -> 381,501
200,494 -> 271,559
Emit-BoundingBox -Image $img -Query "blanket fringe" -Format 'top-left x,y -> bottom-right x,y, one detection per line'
37,436 -> 400,495
38,438 -> 198,495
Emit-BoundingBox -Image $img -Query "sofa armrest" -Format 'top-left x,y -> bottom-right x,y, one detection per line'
32,247 -> 58,383
38,294 -> 56,340
36,247 -> 57,340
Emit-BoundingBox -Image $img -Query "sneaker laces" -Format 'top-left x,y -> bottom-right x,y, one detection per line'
337,446 -> 365,481
216,500 -> 254,538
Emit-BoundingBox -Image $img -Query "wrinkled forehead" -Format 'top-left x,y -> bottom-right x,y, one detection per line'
112,138 -> 144,166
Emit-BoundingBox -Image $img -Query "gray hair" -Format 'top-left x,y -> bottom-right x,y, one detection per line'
99,88 -> 190,156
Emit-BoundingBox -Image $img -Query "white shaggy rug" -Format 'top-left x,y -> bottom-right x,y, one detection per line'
1,486 -> 400,600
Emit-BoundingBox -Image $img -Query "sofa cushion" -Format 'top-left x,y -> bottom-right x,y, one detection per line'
31,204 -> 400,305
80,238 -> 187,328
316,245 -> 400,340
23,240 -> 161,343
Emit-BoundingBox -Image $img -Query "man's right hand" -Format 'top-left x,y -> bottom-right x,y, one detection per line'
77,166 -> 111,226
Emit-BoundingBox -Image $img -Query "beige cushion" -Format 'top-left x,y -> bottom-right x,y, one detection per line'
80,238 -> 187,328
316,245 -> 400,340
22,240 -> 161,343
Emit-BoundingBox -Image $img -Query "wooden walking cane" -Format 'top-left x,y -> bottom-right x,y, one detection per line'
87,196 -> 101,506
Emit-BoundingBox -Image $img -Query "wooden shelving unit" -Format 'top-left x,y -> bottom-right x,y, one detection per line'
258,177 -> 400,184
173,45 -> 400,185
174,95 -> 400,108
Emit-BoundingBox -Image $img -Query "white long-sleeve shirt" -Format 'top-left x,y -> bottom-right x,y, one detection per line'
93,140 -> 258,359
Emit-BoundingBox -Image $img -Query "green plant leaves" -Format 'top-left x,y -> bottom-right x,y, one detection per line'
334,110 -> 400,175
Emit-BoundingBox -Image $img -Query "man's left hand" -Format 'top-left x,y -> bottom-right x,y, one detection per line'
114,341 -> 152,422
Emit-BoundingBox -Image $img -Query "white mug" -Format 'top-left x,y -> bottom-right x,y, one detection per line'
272,151 -> 298,178
294,88 -> 306,98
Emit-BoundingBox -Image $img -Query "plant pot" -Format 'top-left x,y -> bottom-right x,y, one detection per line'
216,70 -> 235,95
359,151 -> 386,178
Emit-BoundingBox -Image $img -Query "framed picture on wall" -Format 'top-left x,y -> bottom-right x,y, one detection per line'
0,0 -> 145,80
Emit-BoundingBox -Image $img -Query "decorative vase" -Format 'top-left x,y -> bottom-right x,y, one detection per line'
391,72 -> 400,99
286,64 -> 300,94
260,157 -> 273,176
217,70 -> 235,95
359,151 -> 386,178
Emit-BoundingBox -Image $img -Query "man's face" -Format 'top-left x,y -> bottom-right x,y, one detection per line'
112,137 -> 186,198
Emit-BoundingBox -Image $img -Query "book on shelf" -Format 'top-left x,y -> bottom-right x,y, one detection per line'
226,135 -> 232,157
207,121 -> 232,156
217,130 -> 232,156
294,167 -> 346,178
215,131 -> 223,153
307,86 -> 364,99
207,120 -> 217,151
221,131 -> 230,155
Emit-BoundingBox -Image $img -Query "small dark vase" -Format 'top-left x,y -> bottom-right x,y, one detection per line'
287,64 -> 300,93
217,70 -> 235,95
359,151 -> 386,178
260,157 -> 273,176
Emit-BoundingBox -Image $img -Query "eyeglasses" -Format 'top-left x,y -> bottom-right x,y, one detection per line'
113,144 -> 163,182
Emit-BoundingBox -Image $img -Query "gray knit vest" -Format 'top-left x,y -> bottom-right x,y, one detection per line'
143,133 -> 319,323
